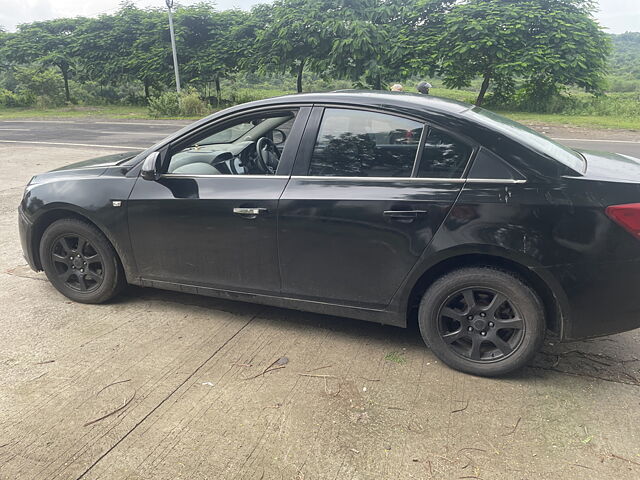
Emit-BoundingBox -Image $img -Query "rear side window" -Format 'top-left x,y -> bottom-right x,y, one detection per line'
309,108 -> 423,177
416,128 -> 472,178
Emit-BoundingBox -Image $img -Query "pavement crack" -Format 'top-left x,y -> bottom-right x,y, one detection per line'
2,271 -> 47,282
74,312 -> 259,480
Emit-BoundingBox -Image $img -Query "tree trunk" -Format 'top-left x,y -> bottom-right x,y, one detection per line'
296,59 -> 305,93
374,73 -> 381,90
61,67 -> 70,103
215,75 -> 221,103
144,80 -> 150,99
476,72 -> 491,106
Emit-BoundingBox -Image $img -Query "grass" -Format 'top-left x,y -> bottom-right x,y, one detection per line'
496,112 -> 640,131
384,351 -> 406,365
0,104 -> 153,120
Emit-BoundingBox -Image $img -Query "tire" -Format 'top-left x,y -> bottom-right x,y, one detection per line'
418,267 -> 545,376
40,218 -> 125,304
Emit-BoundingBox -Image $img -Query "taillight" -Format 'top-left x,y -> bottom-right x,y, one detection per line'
605,203 -> 640,238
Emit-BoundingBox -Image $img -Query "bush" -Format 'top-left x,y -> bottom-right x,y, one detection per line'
72,81 -> 148,106
608,76 -> 640,93
148,91 -> 180,117
179,89 -> 209,116
34,95 -> 59,109
13,66 -> 65,106
486,84 -> 640,117
0,88 -> 33,107
228,88 -> 289,104
148,89 -> 210,117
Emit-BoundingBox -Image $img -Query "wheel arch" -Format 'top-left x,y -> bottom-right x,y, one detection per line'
404,252 -> 567,338
30,208 -> 133,281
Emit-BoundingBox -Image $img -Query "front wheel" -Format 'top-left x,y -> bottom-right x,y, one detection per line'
40,218 -> 125,304
418,267 -> 545,376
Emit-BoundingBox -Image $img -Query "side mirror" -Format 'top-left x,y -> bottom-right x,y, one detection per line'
272,128 -> 287,145
141,152 -> 162,181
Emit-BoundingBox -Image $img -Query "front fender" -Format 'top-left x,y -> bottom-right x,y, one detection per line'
21,171 -> 139,282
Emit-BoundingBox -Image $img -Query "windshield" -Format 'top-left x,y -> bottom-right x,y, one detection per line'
199,121 -> 256,144
465,107 -> 586,174
197,114 -> 295,146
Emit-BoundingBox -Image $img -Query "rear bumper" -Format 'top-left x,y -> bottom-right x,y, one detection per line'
18,205 -> 38,271
541,259 -> 640,340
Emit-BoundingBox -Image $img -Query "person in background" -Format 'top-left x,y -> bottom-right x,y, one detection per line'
417,81 -> 432,94
390,84 -> 403,92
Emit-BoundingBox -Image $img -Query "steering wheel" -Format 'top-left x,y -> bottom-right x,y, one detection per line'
255,137 -> 281,174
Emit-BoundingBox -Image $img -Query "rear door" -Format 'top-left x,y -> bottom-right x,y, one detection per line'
277,106 -> 474,308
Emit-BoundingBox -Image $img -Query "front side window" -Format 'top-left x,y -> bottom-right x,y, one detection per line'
309,108 -> 423,177
416,128 -> 473,178
166,110 -> 296,176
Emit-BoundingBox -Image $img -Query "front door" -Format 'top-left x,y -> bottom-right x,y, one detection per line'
127,107 -> 308,294
278,107 -> 474,308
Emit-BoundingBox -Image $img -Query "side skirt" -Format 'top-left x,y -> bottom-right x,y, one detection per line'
137,278 -> 404,327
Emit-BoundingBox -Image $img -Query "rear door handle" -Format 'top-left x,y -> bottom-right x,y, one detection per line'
233,207 -> 268,217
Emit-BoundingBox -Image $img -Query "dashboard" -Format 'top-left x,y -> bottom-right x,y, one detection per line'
167,141 -> 267,175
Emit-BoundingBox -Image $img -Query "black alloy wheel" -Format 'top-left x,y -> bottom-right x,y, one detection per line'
50,234 -> 104,292
437,287 -> 525,362
419,267 -> 545,376
40,218 -> 125,303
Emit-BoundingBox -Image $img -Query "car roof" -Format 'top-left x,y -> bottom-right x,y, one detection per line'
125,91 -> 474,166
236,90 -> 473,116
125,89 -> 576,178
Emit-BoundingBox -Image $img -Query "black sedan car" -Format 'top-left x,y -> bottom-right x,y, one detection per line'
18,91 -> 640,376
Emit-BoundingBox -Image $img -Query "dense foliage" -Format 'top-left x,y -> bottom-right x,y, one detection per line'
610,32 -> 640,76
431,0 -> 610,105
0,0 -> 634,112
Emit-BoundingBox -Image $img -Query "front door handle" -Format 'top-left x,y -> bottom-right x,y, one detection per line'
233,207 -> 268,217
383,210 -> 427,218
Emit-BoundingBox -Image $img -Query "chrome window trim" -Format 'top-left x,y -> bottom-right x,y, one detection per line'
159,173 -> 526,184
466,178 -> 527,184
290,175 -> 526,184
161,174 -> 289,179
292,175 -> 465,183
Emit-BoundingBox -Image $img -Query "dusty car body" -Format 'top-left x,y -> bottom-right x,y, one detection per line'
19,91 -> 640,375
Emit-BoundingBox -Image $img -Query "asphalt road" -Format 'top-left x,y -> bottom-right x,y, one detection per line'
1,118 -> 639,157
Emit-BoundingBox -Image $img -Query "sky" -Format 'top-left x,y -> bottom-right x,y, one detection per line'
1,0 -> 638,33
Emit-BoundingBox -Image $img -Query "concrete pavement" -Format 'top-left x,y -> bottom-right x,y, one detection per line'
1,135 -> 640,478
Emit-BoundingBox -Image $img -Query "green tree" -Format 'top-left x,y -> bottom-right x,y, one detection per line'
128,7 -> 175,97
519,0 -> 610,103
7,18 -> 87,102
325,0 -> 396,89
75,4 -> 173,99
13,65 -> 65,105
176,5 -> 255,100
609,32 -> 640,79
253,0 -> 332,93
433,0 -> 609,106
0,28 -> 10,70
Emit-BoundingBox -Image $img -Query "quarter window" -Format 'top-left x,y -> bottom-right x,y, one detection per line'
308,109 -> 423,177
416,128 -> 472,178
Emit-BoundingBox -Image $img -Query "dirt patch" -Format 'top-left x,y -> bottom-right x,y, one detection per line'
521,121 -> 640,142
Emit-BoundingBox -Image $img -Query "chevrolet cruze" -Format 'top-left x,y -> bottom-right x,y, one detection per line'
18,92 -> 640,376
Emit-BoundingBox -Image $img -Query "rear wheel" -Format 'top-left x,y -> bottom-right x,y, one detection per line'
418,267 -> 544,376
40,218 -> 125,303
